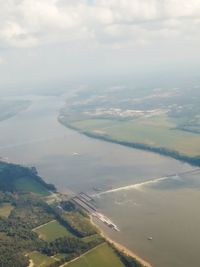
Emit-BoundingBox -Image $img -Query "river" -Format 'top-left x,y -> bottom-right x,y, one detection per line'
0,95 -> 199,267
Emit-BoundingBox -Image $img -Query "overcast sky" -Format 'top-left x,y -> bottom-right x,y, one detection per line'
0,0 -> 200,94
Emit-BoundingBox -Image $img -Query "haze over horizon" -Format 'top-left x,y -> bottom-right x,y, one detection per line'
0,0 -> 200,95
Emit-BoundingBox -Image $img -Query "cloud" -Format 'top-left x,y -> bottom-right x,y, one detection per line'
0,0 -> 199,48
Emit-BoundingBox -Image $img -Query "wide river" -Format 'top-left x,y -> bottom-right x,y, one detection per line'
0,96 -> 200,267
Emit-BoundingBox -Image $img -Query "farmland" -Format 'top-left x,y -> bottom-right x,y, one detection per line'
15,177 -> 50,196
65,243 -> 125,267
70,116 -> 200,157
34,220 -> 74,241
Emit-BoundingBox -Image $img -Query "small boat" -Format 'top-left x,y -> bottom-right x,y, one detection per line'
148,236 -> 153,241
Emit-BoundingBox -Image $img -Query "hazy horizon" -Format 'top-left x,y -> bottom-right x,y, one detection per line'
0,0 -> 200,95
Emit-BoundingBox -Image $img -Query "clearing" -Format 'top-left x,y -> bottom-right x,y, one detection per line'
33,220 -> 74,241
28,251 -> 56,267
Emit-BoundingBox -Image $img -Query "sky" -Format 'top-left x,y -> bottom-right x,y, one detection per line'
0,0 -> 200,95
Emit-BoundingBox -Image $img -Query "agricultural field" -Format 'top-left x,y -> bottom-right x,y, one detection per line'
29,251 -> 56,267
66,243 -> 125,267
71,115 -> 200,157
15,177 -> 50,196
0,203 -> 13,217
82,234 -> 101,243
33,220 -> 74,241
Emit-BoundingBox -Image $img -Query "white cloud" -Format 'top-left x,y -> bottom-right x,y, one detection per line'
0,0 -> 200,48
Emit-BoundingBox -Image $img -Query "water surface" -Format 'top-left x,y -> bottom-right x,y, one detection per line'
0,96 -> 199,267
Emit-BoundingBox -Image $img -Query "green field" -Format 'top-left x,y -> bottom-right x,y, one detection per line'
34,220 -> 74,241
0,203 -> 13,217
15,177 -> 50,196
65,243 -> 125,267
71,116 -> 200,157
29,251 -> 56,267
82,234 -> 101,243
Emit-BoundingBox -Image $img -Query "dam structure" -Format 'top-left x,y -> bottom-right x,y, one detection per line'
72,192 -> 120,232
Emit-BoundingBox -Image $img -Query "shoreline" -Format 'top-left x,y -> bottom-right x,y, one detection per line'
58,118 -> 200,168
90,216 -> 153,267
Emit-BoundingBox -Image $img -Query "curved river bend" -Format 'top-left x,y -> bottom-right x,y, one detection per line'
0,96 -> 199,267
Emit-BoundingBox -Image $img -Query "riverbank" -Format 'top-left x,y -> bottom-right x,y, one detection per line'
90,216 -> 153,267
58,118 -> 200,167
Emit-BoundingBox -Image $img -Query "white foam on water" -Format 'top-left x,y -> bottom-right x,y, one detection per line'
91,169 -> 200,198
94,176 -> 170,196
